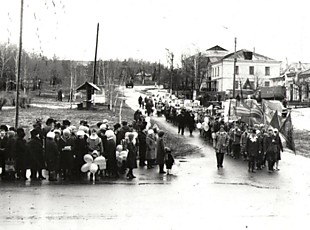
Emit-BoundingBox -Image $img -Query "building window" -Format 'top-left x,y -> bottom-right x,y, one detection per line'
217,67 -> 219,76
264,81 -> 270,87
249,66 -> 254,75
235,66 -> 239,75
265,67 -> 270,76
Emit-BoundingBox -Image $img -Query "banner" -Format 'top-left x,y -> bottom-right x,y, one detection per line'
269,110 -> 281,130
279,112 -> 295,152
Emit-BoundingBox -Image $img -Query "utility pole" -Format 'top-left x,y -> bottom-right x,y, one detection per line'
170,53 -> 174,93
193,52 -> 200,100
15,0 -> 24,128
232,37 -> 237,99
93,23 -> 99,85
158,60 -> 161,87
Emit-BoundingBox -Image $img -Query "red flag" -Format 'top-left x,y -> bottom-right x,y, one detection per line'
280,112 -> 295,152
269,110 -> 280,130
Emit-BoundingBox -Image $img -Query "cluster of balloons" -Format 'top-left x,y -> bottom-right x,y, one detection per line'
116,145 -> 128,167
81,154 -> 106,174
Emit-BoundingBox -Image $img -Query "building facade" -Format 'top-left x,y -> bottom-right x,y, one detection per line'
209,50 -> 281,93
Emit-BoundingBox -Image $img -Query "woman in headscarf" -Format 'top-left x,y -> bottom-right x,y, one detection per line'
73,130 -> 88,180
126,133 -> 137,179
60,129 -> 75,180
146,129 -> 156,169
45,131 -> 59,181
105,130 -> 118,178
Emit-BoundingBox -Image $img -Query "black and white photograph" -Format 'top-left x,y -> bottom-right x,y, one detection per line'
0,0 -> 310,229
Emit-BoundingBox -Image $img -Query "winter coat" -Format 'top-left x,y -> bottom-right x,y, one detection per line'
15,137 -> 28,170
165,153 -> 174,169
156,137 -> 165,165
127,142 -> 137,169
146,134 -> 156,160
240,132 -> 248,153
138,130 -> 147,156
232,129 -> 242,145
186,113 -> 195,131
5,137 -> 16,160
263,135 -> 281,161
28,137 -> 45,169
245,134 -> 261,157
106,139 -> 117,173
87,136 -> 103,155
45,138 -> 59,171
215,131 -> 228,154
74,137 -> 88,169
60,137 -> 75,170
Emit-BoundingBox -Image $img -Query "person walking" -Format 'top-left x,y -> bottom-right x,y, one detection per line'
215,125 -> 228,169
177,110 -> 186,135
156,131 -> 166,174
245,128 -> 261,173
264,128 -> 279,173
138,123 -> 147,167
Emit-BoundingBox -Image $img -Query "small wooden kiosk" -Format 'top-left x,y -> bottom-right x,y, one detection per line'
76,81 -> 101,110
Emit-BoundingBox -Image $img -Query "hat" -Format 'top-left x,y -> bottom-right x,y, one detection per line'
102,119 -> 108,124
158,130 -> 165,137
147,129 -> 154,135
16,128 -> 25,138
105,130 -> 115,140
164,147 -> 171,153
76,130 -> 85,136
62,119 -> 71,127
100,124 -> 107,130
0,125 -> 8,132
46,131 -> 55,139
63,129 -> 71,136
54,129 -> 61,135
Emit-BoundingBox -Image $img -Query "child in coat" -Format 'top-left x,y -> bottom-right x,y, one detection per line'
164,147 -> 174,175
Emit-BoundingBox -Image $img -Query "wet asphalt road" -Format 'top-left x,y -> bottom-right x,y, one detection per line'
0,86 -> 310,229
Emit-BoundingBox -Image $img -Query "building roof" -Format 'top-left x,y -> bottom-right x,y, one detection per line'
206,45 -> 228,52
220,49 -> 276,62
76,81 -> 101,91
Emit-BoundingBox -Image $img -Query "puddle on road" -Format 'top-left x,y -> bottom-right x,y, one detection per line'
213,181 -> 279,189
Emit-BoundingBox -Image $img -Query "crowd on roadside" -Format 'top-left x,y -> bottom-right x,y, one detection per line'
139,93 -> 284,174
0,112 -> 175,182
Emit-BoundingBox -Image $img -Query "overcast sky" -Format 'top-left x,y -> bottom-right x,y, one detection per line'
1,0 -> 309,66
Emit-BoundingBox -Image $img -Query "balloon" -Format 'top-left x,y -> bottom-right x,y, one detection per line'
83,154 -> 93,163
89,163 -> 98,173
98,162 -> 106,170
81,163 -> 91,172
196,123 -> 202,129
120,150 -> 128,158
94,156 -> 105,164
116,145 -> 123,152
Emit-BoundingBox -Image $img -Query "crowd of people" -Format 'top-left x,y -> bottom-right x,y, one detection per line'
0,112 -> 175,182
140,93 -> 284,174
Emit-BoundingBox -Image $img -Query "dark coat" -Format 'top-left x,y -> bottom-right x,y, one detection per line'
15,137 -> 28,170
138,130 -> 147,155
106,139 -> 117,173
45,138 -> 59,171
263,135 -> 280,161
28,137 -> 45,169
245,134 -> 261,157
5,137 -> 16,160
60,137 -> 75,170
165,153 -> 174,169
156,137 -> 165,165
127,142 -> 137,169
74,137 -> 88,169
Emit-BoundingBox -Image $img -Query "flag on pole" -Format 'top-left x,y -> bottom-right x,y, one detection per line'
279,112 -> 295,153
269,110 -> 280,130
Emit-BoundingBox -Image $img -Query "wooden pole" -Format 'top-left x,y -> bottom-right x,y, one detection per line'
15,0 -> 24,128
93,23 -> 99,85
233,37 -> 237,99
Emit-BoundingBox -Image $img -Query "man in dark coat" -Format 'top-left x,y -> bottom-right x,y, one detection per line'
116,121 -> 131,145
156,131 -> 166,174
73,130 -> 88,179
245,128 -> 261,173
186,110 -> 195,136
5,130 -> 17,180
28,129 -> 45,180
138,95 -> 143,108
15,128 -> 28,180
177,110 -> 186,135
264,128 -> 280,173
126,133 -> 137,179
138,125 -> 147,167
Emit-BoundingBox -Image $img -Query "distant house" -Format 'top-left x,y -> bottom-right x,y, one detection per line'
275,62 -> 310,101
135,71 -> 152,84
208,49 -> 281,93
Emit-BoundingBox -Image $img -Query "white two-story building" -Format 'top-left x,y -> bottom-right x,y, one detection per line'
209,49 -> 281,93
